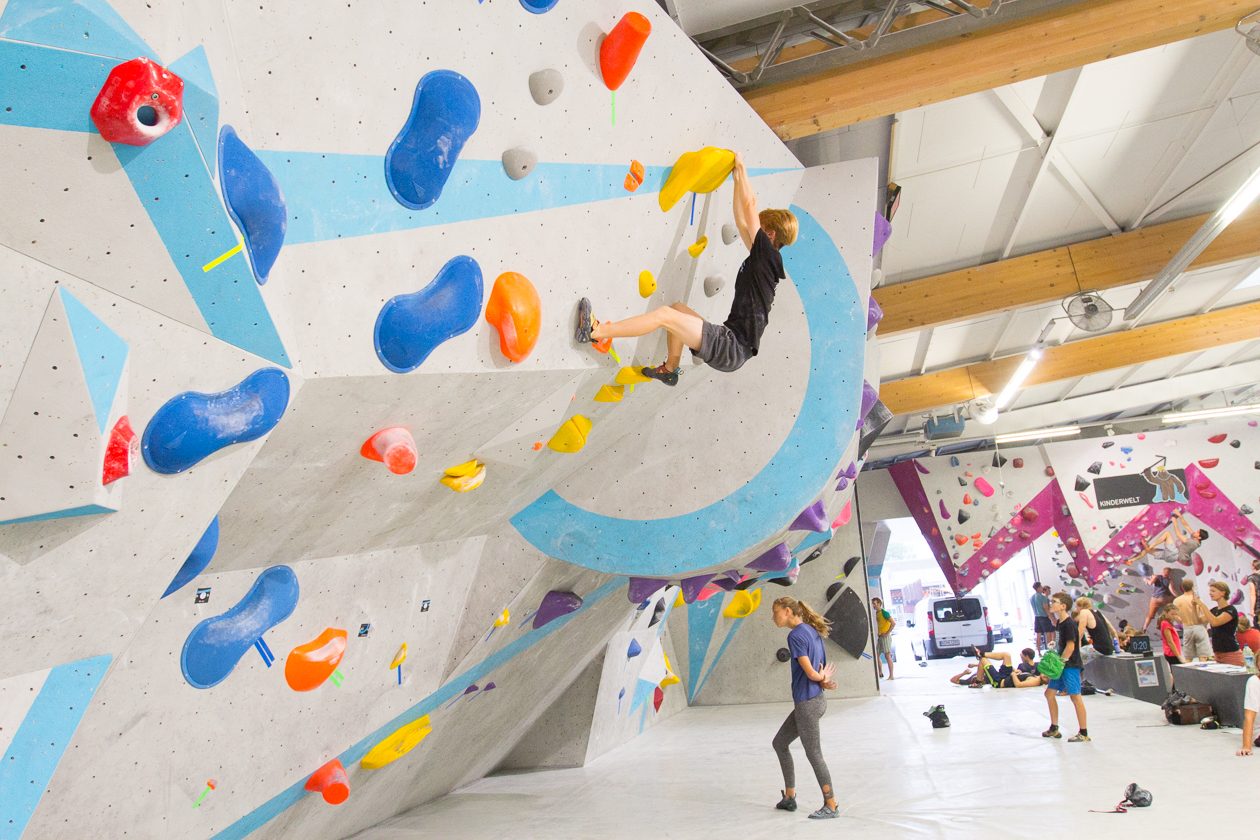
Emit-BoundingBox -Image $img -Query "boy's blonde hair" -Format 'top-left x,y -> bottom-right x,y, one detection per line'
759,208 -> 798,248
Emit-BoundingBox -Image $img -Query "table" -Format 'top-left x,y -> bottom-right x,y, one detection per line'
1084,653 -> 1170,704
1172,664 -> 1252,727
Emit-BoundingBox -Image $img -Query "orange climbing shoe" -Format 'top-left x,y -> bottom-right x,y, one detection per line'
641,363 -> 679,386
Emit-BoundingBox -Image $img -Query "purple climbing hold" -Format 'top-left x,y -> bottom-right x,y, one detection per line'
873,212 -> 892,257
533,590 -> 583,629
627,638 -> 642,659
711,571 -> 742,592
844,462 -> 859,480
938,499 -> 951,520
627,577 -> 665,604
790,501 -> 828,533
914,461 -> 931,475
857,381 -> 879,429
866,295 -> 884,333
837,477 -> 850,491
681,574 -> 715,603
748,543 -> 792,572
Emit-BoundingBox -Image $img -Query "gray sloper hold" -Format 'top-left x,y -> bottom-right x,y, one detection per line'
502,148 -> 537,181
528,68 -> 564,106
703,275 -> 724,297
721,223 -> 738,245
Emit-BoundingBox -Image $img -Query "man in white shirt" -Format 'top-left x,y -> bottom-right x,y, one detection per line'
1239,675 -> 1259,757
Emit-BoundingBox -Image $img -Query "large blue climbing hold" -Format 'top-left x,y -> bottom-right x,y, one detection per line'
162,516 -> 219,598
142,368 -> 291,474
219,125 -> 287,283
374,256 -> 483,373
519,0 -> 559,12
385,70 -> 481,211
181,565 -> 299,689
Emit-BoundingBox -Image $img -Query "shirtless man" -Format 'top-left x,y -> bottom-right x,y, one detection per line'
1172,579 -> 1213,662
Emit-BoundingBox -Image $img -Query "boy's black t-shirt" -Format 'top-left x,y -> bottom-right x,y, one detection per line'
723,229 -> 783,355
1057,615 -> 1084,667
1210,605 -> 1241,652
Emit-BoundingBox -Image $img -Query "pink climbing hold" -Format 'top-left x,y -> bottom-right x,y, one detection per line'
831,500 -> 852,529
1020,507 -> 1038,522
102,415 -> 137,485
1066,563 -> 1079,578
974,477 -> 995,498
1193,554 -> 1204,575
360,427 -> 417,475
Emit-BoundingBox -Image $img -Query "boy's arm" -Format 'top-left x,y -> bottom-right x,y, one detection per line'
731,154 -> 759,250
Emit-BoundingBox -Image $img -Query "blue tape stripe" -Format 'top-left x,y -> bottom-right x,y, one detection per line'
0,503 -> 115,526
0,0 -> 155,60
510,205 -> 863,576
255,151 -> 794,244
214,577 -> 623,839
0,654 -> 112,840
686,598 -> 721,703
695,618 -> 744,699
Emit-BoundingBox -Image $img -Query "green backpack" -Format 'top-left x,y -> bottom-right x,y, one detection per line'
1037,650 -> 1065,679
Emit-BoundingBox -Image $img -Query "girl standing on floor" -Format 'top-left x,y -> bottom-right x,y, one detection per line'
770,597 -> 839,820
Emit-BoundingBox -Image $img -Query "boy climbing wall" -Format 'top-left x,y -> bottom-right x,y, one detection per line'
574,153 -> 798,384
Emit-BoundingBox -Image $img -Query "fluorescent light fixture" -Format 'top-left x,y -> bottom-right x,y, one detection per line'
994,425 -> 1081,444
978,346 -> 1044,423
1160,403 -> 1260,423
1237,264 -> 1260,291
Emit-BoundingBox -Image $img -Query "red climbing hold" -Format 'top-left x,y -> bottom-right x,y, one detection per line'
1208,433 -> 1227,444
600,12 -> 651,91
1066,563 -> 1079,578
304,758 -> 350,805
90,57 -> 184,146
102,415 -> 137,485
485,272 -> 542,363
653,685 -> 664,712
361,427 -> 418,475
1198,458 -> 1220,469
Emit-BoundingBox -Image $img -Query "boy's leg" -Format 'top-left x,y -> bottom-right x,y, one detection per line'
1070,694 -> 1087,731
592,304 -> 704,352
1044,686 -> 1059,727
665,302 -> 703,370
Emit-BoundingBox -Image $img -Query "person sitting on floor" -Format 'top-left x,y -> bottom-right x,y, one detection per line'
1237,614 -> 1260,657
949,648 -> 1045,688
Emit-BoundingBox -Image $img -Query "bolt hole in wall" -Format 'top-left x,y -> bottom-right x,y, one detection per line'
135,104 -> 158,126
877,518 -> 1039,665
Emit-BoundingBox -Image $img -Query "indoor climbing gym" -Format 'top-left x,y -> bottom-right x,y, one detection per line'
2,1 -> 1260,837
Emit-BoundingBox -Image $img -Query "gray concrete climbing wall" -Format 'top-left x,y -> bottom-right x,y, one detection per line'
0,1 -> 875,837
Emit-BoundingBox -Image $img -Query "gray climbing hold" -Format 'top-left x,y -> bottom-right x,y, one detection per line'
528,68 -> 564,106
703,275 -> 724,297
721,223 -> 738,245
502,148 -> 537,181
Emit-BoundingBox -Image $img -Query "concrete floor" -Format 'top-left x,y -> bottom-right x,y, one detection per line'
356,657 -> 1248,839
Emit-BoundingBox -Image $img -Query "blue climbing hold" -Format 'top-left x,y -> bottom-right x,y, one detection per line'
219,125 -> 287,283
141,368 -> 290,474
181,565 -> 299,689
162,516 -> 220,598
519,0 -> 559,12
385,70 -> 481,211
627,639 -> 642,659
374,255 -> 483,372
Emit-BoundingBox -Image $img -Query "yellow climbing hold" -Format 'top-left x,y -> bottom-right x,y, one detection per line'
673,590 -> 685,608
360,715 -> 432,770
687,236 -> 708,258
615,366 -> 651,385
440,459 -> 486,492
638,270 -> 656,298
389,643 -> 408,670
594,384 -> 625,403
660,653 -> 680,687
722,588 -> 762,619
547,414 -> 592,453
659,146 -> 735,212
493,608 -> 511,628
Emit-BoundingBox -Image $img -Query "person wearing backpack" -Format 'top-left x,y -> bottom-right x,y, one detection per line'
1043,592 -> 1089,742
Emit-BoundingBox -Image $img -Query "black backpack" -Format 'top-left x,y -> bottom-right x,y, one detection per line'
923,704 -> 950,729
1093,783 -> 1153,813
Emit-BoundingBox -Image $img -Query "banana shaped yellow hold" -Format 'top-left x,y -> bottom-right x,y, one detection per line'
659,147 -> 735,212
360,716 -> 432,770
722,588 -> 762,619
440,459 -> 486,492
594,384 -> 625,402
687,236 -> 708,258
615,366 -> 651,385
547,415 -> 592,453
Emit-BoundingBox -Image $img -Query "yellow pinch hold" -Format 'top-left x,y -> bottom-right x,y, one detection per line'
594,384 -> 624,403
547,414 -> 592,453
658,147 -> 736,212
443,458 -> 481,478
638,270 -> 656,298
660,672 -> 681,688
360,715 -> 432,770
389,643 -> 408,670
440,459 -> 486,492
722,588 -> 762,619
687,236 -> 708,258
493,608 -> 511,628
615,366 -> 651,385
673,590 -> 685,608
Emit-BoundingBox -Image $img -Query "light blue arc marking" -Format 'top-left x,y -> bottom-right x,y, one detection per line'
254,150 -> 794,244
510,206 -> 862,576
214,577 -> 623,839
0,654 -> 112,840
59,288 -> 128,434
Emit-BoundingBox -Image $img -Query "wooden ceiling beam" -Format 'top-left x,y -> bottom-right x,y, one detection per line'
880,300 -> 1260,415
873,204 -> 1260,336
744,0 -> 1252,141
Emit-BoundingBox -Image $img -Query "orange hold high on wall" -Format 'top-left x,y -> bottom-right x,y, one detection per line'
599,12 -> 651,91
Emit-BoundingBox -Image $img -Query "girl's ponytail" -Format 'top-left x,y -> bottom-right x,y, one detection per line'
773,596 -> 832,635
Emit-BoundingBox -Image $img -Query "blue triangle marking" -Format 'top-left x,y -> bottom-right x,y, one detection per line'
170,46 -> 220,174
686,598 -> 722,703
59,288 -> 128,433
629,678 -> 655,715
695,619 -> 745,699
0,0 -> 155,60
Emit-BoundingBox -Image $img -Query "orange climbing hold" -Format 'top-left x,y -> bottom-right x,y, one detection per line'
600,12 -> 652,91
285,627 -> 348,692
624,160 -> 645,191
304,759 -> 350,805
361,427 -> 418,475
485,272 -> 541,363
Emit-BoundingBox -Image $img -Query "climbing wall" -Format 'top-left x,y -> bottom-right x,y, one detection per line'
0,1 -> 873,838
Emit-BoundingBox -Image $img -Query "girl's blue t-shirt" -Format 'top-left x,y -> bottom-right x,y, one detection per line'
787,623 -> 826,703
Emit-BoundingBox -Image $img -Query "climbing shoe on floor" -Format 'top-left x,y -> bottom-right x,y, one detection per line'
775,791 -> 797,812
808,805 -> 839,820
641,363 -> 679,386
575,298 -> 594,344
1042,726 -> 1062,738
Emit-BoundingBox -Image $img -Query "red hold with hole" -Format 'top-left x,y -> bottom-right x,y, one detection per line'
90,58 -> 184,146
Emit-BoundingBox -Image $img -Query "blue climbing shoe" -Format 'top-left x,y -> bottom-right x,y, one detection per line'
575,298 -> 594,344
642,363 -> 679,386
775,791 -> 796,812
808,805 -> 839,820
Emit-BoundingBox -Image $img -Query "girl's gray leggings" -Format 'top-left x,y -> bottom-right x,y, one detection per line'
772,694 -> 832,793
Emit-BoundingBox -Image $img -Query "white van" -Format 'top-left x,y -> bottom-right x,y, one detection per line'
923,595 -> 992,658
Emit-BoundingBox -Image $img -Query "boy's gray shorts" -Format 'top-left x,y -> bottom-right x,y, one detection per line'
691,321 -> 751,373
